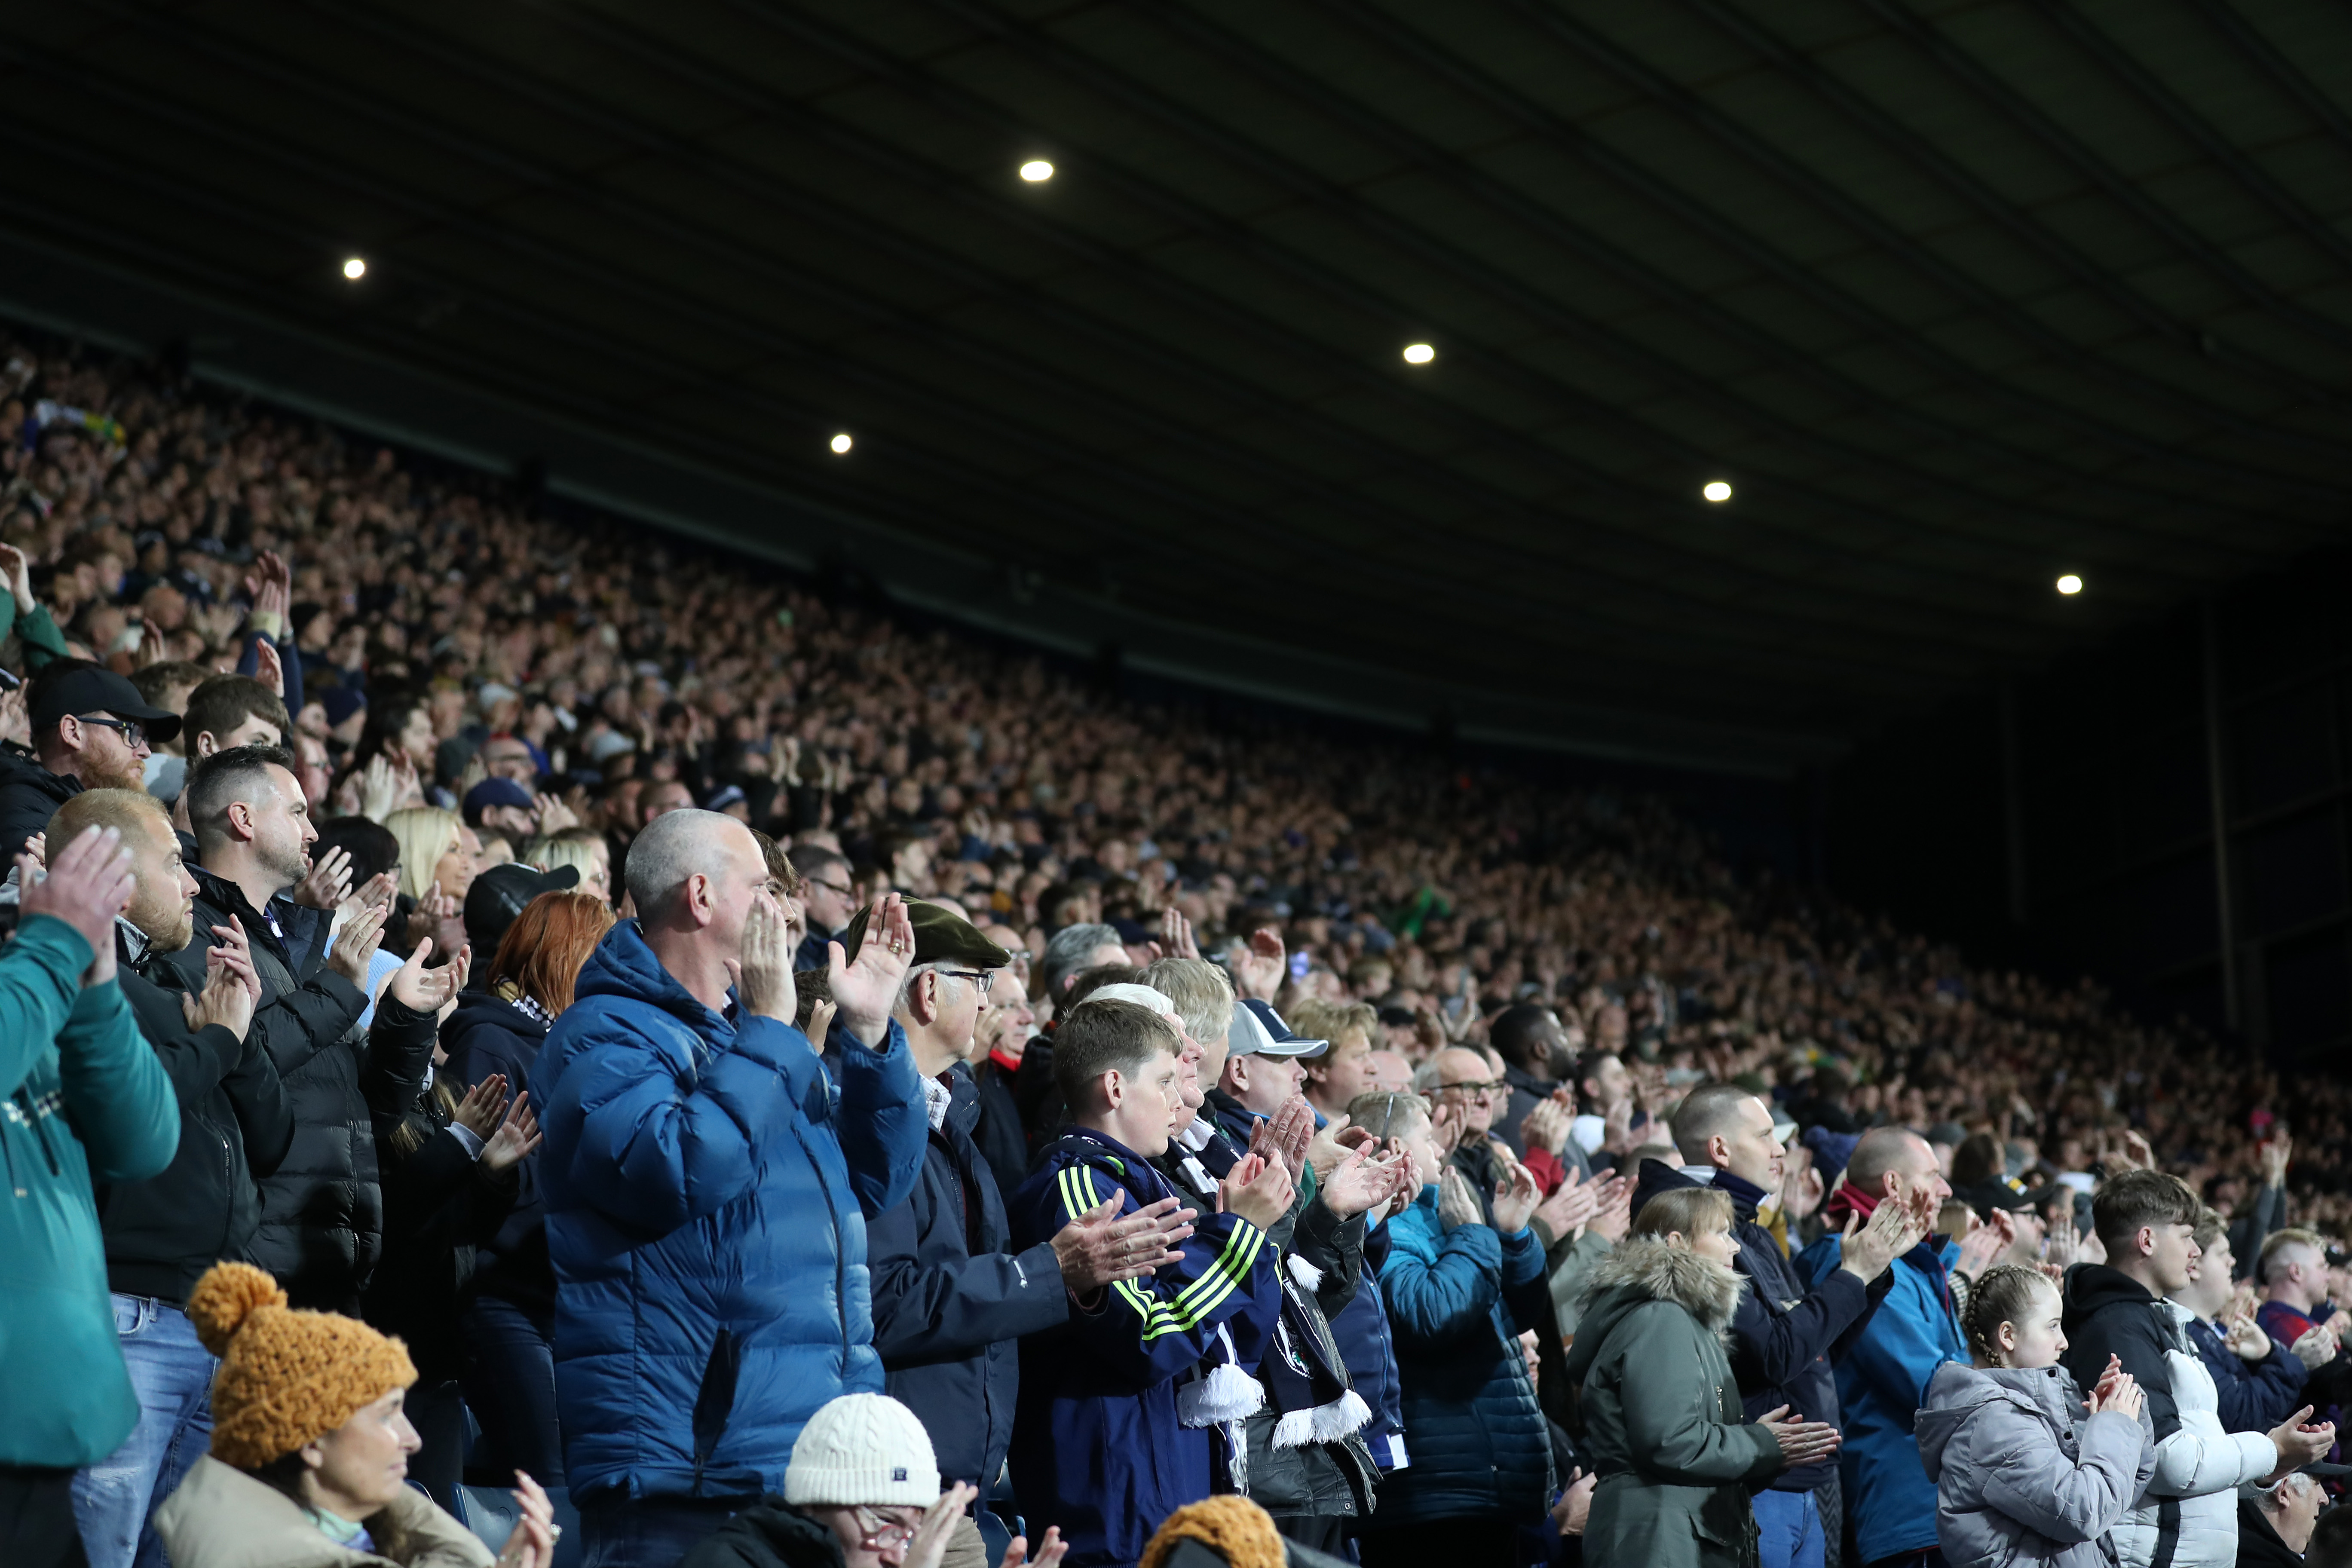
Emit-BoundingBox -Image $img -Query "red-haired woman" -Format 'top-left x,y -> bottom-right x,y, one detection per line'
439,889 -> 614,1502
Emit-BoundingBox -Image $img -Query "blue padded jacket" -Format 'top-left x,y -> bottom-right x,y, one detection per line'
537,920 -> 926,1502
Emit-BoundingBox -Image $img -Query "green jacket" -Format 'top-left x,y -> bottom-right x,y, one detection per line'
0,914 -> 179,1466
0,594 -> 73,671
1565,1238 -> 1784,1568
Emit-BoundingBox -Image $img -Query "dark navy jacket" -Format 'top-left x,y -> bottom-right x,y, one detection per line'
441,990 -> 554,1317
1327,1212 -> 1407,1470
2183,1312 -> 2308,1433
869,1063 -> 1069,1489
1630,1159 -> 1886,1490
537,919 -> 927,1502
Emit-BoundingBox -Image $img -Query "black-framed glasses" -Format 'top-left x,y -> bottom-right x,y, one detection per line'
940,968 -> 997,995
1436,1078 -> 1507,1098
806,875 -> 854,899
76,714 -> 146,750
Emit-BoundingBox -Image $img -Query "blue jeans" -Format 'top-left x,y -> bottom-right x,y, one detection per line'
1755,1487 -> 1827,1568
70,1296 -> 217,1568
579,1497 -> 741,1568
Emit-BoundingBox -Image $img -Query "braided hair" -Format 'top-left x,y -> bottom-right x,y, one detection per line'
1963,1264 -> 2057,1366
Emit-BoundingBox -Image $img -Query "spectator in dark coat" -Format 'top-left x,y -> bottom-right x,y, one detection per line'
967,943 -> 1038,1209
1488,1003 -> 1574,1164
157,746 -> 434,1314
1641,1085 -> 1920,1568
2239,1473 -> 2324,1568
40,789 -> 289,1568
441,880 -> 611,1494
0,659 -> 179,861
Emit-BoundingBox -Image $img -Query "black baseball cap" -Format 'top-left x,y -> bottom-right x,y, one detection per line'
1959,1174 -> 2062,1221
462,861 -> 581,954
28,662 -> 181,744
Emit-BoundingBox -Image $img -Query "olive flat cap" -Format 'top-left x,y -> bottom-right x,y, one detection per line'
839,898 -> 1014,971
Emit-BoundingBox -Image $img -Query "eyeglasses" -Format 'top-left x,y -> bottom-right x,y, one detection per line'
853,1506 -> 922,1550
940,968 -> 996,995
76,715 -> 146,750
1436,1078 -> 1507,1098
806,876 -> 854,899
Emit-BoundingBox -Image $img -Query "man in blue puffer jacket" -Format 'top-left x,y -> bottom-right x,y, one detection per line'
537,811 -> 928,1566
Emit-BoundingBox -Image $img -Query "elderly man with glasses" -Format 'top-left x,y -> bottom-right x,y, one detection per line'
0,658 -> 181,861
864,900 -> 1193,1568
1426,1046 -> 1515,1227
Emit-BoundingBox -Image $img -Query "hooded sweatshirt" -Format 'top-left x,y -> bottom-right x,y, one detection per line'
1916,1360 -> 2155,1568
2061,1265 -> 2277,1568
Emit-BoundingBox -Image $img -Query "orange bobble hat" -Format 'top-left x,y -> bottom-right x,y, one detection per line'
185,1261 -> 417,1469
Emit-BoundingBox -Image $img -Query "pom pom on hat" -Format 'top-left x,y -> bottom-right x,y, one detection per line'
185,1262 -> 417,1469
1141,1497 -> 1288,1568
785,1393 -> 940,1509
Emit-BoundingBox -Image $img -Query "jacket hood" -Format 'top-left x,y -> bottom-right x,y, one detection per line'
2061,1262 -> 2160,1328
575,918 -> 725,1036
1916,1360 -> 2083,1481
1566,1236 -> 1745,1381
445,988 -> 551,1040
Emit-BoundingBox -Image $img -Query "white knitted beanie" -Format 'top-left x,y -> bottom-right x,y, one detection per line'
784,1394 -> 941,1508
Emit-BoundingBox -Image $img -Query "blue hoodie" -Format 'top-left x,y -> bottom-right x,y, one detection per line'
537,920 -> 926,1502
1798,1228 -> 1967,1564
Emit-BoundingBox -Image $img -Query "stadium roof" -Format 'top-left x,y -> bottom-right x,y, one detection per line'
6,1 -> 2350,775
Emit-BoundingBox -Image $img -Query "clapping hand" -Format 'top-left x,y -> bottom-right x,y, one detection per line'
1249,1096 -> 1314,1184
1436,1166 -> 1486,1231
481,1090 -> 542,1174
1519,1096 -> 1571,1158
291,844 -> 352,911
1320,1142 -> 1412,1221
1534,1167 -> 1600,1238
1491,1160 -> 1543,1234
383,937 -> 466,1016
997,1525 -> 1068,1568
1957,1209 -> 2016,1276
1219,1152 -> 1295,1231
724,891 -> 797,1023
454,1074 -> 510,1142
1839,1191 -> 1926,1283
1051,1194 -> 1195,1292
181,939 -> 262,1041
491,1470 -> 560,1568
1757,1405 -> 1841,1467
1160,905 -> 1200,961
2266,1406 -> 2337,1482
1232,927 -> 1286,1003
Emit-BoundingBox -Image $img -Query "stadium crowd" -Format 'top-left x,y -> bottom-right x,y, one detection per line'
10,326 -> 2352,1568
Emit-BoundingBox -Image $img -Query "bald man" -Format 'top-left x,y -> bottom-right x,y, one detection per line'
1795,1128 -> 1963,1568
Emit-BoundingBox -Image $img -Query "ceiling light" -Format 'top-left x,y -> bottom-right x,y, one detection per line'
2056,573 -> 2083,595
830,432 -> 854,455
1402,343 -> 1435,364
1701,480 -> 1733,503
1019,160 -> 1054,183
341,257 -> 367,281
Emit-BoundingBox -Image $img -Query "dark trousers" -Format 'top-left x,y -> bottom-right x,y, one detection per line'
460,1293 -> 565,1487
1360,1519 -> 1519,1568
580,1496 -> 742,1568
1271,1514 -> 1352,1556
1863,1552 -> 1948,1568
1,1465 -> 89,1568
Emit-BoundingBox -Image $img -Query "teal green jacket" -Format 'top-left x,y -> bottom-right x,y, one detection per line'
0,595 -> 73,671
0,915 -> 179,1466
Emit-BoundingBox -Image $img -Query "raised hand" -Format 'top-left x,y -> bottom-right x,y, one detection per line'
2227,1314 -> 2274,1363
1520,1096 -> 1571,1157
1586,1177 -> 1634,1243
1492,1160 -> 1543,1234
2044,1209 -> 2080,1270
1756,1405 -> 1841,1468
903,1483 -> 980,1568
252,635 -> 285,700
1220,1151 -> 1295,1231
384,937 -> 464,1015
291,844 -> 352,911
1840,1190 -> 1926,1282
21,825 -> 136,986
1250,1096 -> 1314,1184
338,870 -> 398,925
532,792 -> 577,833
454,1074 -> 509,1141
723,891 -> 797,1023
1232,927 -> 1286,1003
1321,1143 -> 1408,1220
181,941 -> 260,1041
1160,905 -> 1200,961
2263,1136 -> 2294,1188
326,902 -> 389,986
828,892 -> 915,1046
0,540 -> 35,613
492,1470 -> 559,1568
1051,1194 -> 1196,1292
998,1525 -> 1068,1568
1957,1209 -> 2015,1276
2293,1326 -> 2340,1373
1535,1168 -> 1600,1238
481,1092 -> 542,1174
1437,1166 -> 1486,1231
2267,1406 -> 2337,1482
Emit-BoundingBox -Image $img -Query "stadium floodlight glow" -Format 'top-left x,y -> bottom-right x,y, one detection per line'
1702,480 -> 1733,503
1019,160 -> 1055,183
1402,342 -> 1436,364
342,257 -> 367,281
2056,573 -> 2083,595
830,432 -> 854,455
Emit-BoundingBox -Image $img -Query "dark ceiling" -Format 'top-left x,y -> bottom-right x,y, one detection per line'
5,0 -> 2351,774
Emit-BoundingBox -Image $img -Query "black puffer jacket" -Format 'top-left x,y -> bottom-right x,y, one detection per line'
157,864 -> 429,1312
101,928 -> 297,1303
0,742 -> 79,863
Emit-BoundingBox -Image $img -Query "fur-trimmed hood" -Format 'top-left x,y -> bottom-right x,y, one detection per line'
1565,1237 -> 1747,1384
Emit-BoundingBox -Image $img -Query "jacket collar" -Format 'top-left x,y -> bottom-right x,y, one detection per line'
1713,1167 -> 1769,1222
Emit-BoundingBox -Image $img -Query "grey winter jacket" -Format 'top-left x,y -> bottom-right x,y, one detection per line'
1567,1238 -> 1782,1568
1917,1361 -> 2156,1568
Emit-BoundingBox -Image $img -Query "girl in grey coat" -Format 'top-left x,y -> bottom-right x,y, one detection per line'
1917,1266 -> 2157,1568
